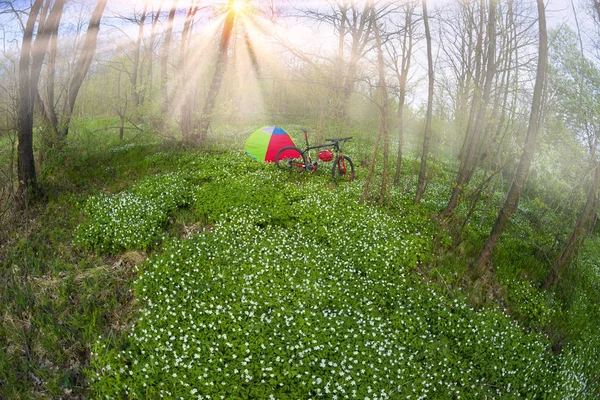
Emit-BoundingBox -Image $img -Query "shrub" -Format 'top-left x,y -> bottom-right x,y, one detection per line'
75,172 -> 196,254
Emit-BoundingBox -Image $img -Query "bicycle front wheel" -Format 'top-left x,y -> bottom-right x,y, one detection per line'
275,146 -> 306,173
332,155 -> 355,182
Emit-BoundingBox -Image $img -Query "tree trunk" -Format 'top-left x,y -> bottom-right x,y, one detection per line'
119,115 -> 125,140
476,0 -> 547,274
17,0 -> 44,199
330,2 -> 374,127
326,2 -> 347,130
442,0 -> 496,217
30,0 -> 65,122
17,0 -> 65,198
357,1 -> 388,205
457,1 -> 485,167
543,158 -> 600,289
333,0 -> 348,122
43,18 -> 60,134
179,2 -> 199,140
415,0 -> 434,204
147,3 -> 161,97
197,0 -> 237,143
453,3 -> 476,152
359,120 -> 382,204
59,0 -> 107,141
340,2 -> 374,123
393,5 -> 414,187
368,0 -> 390,206
132,2 -> 148,108
160,0 -> 177,118
37,0 -> 64,158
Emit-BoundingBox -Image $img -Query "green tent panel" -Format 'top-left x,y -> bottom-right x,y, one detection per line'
244,126 -> 296,162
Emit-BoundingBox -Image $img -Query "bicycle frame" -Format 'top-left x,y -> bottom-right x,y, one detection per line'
275,129 -> 354,181
299,129 -> 342,167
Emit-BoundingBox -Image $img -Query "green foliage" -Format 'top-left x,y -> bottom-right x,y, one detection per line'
0,193 -> 138,399
2,126 -> 600,399
553,241 -> 600,399
194,169 -> 304,227
548,26 -> 600,137
501,277 -> 556,328
87,156 -> 575,399
75,172 -> 196,254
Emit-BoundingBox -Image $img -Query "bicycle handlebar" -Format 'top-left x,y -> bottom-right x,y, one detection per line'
325,137 -> 353,143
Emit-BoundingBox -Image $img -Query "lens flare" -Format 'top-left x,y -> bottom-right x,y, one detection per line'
231,0 -> 246,15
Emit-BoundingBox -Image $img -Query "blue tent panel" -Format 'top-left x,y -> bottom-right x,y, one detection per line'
271,127 -> 287,135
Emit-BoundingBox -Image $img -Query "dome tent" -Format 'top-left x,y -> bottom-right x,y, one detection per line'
244,126 -> 296,162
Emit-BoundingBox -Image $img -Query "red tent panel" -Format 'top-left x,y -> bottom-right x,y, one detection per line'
264,134 -> 296,162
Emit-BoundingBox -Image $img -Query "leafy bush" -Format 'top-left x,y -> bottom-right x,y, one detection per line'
75,172 -> 196,254
75,192 -> 168,253
194,168 -> 304,227
502,277 -> 556,328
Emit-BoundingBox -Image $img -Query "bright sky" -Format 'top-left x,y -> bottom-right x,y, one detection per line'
1,0 -> 595,69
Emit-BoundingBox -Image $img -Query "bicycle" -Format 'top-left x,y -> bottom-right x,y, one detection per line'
274,128 -> 355,182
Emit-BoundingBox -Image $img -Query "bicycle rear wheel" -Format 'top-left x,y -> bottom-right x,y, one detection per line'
275,146 -> 306,173
332,155 -> 355,182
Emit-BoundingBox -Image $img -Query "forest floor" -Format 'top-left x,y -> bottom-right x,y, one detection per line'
0,129 -> 599,399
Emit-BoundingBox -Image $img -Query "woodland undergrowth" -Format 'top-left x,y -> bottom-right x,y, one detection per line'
0,128 -> 599,399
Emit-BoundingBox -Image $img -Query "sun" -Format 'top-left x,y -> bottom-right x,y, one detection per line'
231,0 -> 247,15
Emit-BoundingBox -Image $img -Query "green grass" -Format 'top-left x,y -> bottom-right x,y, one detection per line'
1,127 -> 599,398
0,130 -> 203,398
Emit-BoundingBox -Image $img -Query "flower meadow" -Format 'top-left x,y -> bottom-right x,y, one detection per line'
84,153 -> 596,399
75,172 -> 197,253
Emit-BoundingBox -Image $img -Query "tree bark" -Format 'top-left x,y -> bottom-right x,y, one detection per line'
476,0 -> 547,274
456,2 -> 485,167
442,0 -> 496,217
42,11 -> 60,135
359,114 -> 382,204
393,5 -> 414,187
30,0 -> 65,121
160,0 -> 177,118
341,2 -> 374,103
451,3 -> 476,148
197,0 -> 237,143
132,2 -> 148,108
369,0 -> 390,206
36,0 -> 64,156
147,3 -> 161,97
17,0 -> 66,198
60,0 -> 107,141
415,0 -> 434,204
543,161 -> 600,289
179,1 -> 199,140
324,2 -> 375,127
17,0 -> 44,198
119,115 -> 125,140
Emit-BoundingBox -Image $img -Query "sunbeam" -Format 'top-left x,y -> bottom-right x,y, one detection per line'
167,13 -> 226,124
